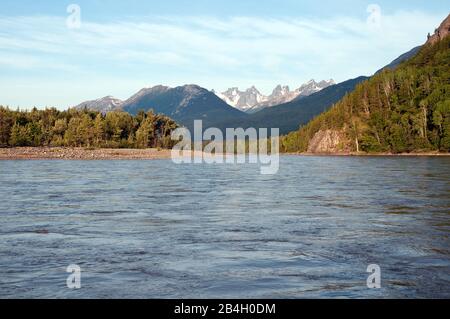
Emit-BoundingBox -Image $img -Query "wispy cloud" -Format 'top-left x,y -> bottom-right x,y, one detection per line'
0,10 -> 445,107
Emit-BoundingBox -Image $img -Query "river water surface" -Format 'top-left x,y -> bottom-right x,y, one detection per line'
0,156 -> 449,298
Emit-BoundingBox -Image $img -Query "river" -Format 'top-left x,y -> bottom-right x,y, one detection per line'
0,156 -> 449,298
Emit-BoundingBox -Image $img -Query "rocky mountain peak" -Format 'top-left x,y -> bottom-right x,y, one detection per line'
294,79 -> 335,99
181,84 -> 205,94
75,95 -> 123,113
223,87 -> 239,96
272,85 -> 290,97
426,13 -> 450,45
215,79 -> 335,113
123,85 -> 170,106
246,86 -> 261,93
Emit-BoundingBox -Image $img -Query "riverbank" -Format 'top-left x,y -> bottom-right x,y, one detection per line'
0,147 -> 173,160
293,151 -> 450,157
0,147 -> 449,160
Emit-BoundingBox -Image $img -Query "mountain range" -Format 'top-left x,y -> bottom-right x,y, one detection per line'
74,79 -> 354,134
74,38 -> 426,135
213,79 -> 335,113
123,84 -> 248,132
222,76 -> 369,134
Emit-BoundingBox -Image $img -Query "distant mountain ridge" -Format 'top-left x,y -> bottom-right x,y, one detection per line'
211,76 -> 368,135
376,46 -> 422,74
71,77 -> 371,135
122,85 -> 171,108
75,96 -> 123,113
73,39 -> 428,136
214,79 -> 335,113
120,84 -> 248,131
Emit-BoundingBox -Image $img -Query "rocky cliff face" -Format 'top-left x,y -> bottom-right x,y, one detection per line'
426,13 -> 450,45
307,130 -> 351,153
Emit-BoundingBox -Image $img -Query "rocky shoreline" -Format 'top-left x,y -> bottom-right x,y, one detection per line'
0,147 -> 173,160
0,147 -> 448,160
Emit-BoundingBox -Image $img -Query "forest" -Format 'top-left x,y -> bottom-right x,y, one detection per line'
281,35 -> 450,153
0,107 -> 179,149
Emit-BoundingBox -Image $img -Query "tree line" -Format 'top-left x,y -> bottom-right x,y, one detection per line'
0,107 -> 179,149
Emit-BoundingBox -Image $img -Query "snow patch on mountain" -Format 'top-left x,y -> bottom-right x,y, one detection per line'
215,79 -> 335,113
75,96 -> 123,113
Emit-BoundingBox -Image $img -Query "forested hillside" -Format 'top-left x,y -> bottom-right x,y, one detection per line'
0,107 -> 178,149
281,33 -> 450,153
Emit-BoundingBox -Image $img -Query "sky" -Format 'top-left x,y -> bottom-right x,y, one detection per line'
0,0 -> 449,109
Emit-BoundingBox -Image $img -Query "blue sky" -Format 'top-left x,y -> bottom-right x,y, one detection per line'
0,0 -> 449,109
